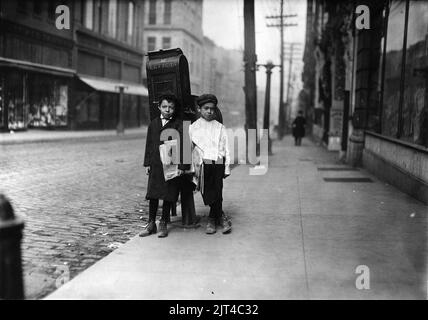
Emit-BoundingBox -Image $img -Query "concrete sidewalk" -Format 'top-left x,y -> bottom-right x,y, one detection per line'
0,126 -> 147,145
46,136 -> 427,300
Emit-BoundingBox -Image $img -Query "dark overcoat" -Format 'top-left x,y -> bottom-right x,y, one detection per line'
144,116 -> 189,202
292,116 -> 306,138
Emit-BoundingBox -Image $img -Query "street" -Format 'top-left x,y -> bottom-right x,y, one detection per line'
0,136 -> 149,299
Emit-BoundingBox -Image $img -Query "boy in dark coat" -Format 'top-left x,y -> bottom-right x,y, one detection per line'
139,94 -> 188,238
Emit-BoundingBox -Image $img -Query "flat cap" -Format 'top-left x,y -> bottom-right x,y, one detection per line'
196,94 -> 218,107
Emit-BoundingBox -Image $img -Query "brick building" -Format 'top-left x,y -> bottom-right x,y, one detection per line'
0,0 -> 148,132
302,0 -> 428,203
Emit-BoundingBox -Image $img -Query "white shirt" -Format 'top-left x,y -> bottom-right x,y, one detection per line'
160,115 -> 170,127
189,118 -> 231,174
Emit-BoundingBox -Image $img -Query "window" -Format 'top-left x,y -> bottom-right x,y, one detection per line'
183,39 -> 188,55
381,1 -> 406,139
17,0 -> 27,13
127,1 -> 135,43
147,37 -> 156,51
164,0 -> 171,24
96,0 -> 102,33
84,0 -> 94,30
108,0 -> 117,38
149,0 -> 156,25
190,43 -> 195,74
379,0 -> 428,147
195,47 -> 200,76
162,37 -> 171,49
401,0 -> 428,146
33,0 -> 42,15
48,0 -> 56,20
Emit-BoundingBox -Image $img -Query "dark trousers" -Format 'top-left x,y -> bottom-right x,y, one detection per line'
294,137 -> 302,146
148,199 -> 173,222
203,160 -> 225,221
209,199 -> 223,221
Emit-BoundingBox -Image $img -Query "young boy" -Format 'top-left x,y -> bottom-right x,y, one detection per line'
140,94 -> 188,238
189,94 -> 232,234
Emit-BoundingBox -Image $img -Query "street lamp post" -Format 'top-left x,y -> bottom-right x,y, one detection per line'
116,85 -> 127,134
258,61 -> 279,155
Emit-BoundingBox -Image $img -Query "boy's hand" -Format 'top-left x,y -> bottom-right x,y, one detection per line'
145,167 -> 150,175
177,169 -> 184,176
224,165 -> 231,179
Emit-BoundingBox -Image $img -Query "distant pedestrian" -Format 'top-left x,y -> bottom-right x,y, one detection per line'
292,110 -> 306,146
139,94 -> 189,238
189,94 -> 232,234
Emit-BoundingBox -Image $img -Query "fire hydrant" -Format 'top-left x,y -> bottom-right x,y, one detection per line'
0,194 -> 24,299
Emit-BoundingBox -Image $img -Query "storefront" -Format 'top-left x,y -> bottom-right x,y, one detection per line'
72,75 -> 149,130
375,0 -> 428,148
362,0 -> 428,204
0,57 -> 74,132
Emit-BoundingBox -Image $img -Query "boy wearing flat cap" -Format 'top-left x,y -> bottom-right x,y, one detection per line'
189,94 -> 232,234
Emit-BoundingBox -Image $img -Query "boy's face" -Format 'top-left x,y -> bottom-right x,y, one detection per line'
198,102 -> 216,121
158,100 -> 175,119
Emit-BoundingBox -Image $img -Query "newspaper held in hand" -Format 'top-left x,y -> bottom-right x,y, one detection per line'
159,139 -> 179,181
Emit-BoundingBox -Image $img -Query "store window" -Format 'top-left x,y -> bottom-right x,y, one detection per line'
4,72 -> 28,131
76,92 -> 100,125
380,0 -> 428,147
401,0 -> 428,146
28,75 -> 68,128
381,1 -> 406,139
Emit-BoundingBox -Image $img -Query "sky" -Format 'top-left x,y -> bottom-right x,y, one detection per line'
202,0 -> 307,124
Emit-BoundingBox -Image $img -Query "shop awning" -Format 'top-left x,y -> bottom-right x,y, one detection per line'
0,57 -> 76,77
78,75 -> 148,96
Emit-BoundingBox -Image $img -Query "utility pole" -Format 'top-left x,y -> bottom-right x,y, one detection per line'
284,42 -> 302,132
257,61 -> 279,155
243,0 -> 257,134
266,2 -> 297,140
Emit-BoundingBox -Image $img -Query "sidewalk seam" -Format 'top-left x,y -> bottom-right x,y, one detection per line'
297,175 -> 311,299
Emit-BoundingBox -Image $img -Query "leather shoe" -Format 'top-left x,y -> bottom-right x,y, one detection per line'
139,220 -> 157,237
219,213 -> 232,234
206,218 -> 216,234
158,220 -> 168,238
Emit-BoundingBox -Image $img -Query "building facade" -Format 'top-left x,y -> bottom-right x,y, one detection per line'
0,0 -> 148,132
302,0 -> 428,203
201,39 -> 245,128
142,0 -> 203,94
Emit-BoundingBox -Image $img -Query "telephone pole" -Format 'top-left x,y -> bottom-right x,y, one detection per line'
266,1 -> 297,140
243,0 -> 257,133
284,42 -> 302,131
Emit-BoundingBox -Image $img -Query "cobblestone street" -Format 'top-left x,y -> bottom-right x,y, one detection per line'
0,135 -> 149,299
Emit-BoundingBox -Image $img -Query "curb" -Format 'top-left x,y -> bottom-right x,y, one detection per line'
0,131 -> 147,146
